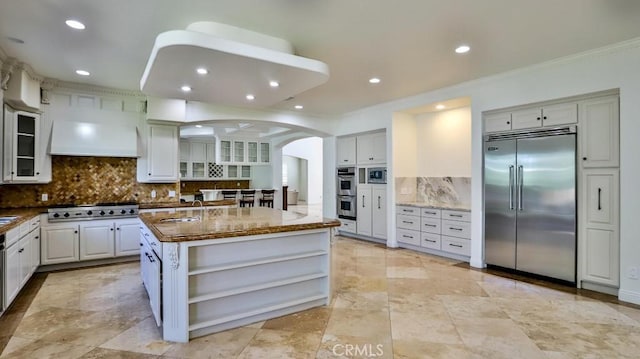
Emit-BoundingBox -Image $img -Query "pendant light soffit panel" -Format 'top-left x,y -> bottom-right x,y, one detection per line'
140,21 -> 329,108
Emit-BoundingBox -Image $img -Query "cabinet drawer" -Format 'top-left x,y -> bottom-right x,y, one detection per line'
396,228 -> 421,246
29,216 -> 41,232
441,236 -> 470,256
442,210 -> 471,222
441,220 -> 471,239
339,219 -> 357,233
140,224 -> 162,258
421,217 -> 441,234
396,206 -> 420,217
397,214 -> 420,231
421,208 -> 441,219
19,221 -> 31,237
421,232 -> 441,250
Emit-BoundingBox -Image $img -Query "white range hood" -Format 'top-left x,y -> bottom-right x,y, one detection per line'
140,21 -> 329,108
50,121 -> 138,157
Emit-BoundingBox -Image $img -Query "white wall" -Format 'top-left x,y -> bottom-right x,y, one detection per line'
391,112 -> 417,177
415,107 -> 471,177
338,38 -> 640,305
282,137 -> 324,204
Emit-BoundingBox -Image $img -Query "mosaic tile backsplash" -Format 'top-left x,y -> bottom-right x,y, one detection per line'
0,156 -> 179,208
396,176 -> 471,207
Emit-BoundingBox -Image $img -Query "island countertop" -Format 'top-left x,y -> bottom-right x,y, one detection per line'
139,206 -> 341,242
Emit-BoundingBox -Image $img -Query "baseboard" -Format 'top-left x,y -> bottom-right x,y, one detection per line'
581,281 -> 619,296
37,256 -> 138,272
618,289 -> 640,305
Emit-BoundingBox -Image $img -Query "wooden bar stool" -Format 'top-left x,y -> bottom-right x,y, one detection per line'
259,189 -> 275,208
221,190 -> 238,202
239,190 -> 256,207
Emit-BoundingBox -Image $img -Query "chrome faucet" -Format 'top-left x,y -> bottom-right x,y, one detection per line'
192,200 -> 203,208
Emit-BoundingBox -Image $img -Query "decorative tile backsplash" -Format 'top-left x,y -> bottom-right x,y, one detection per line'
0,156 -> 179,208
396,176 -> 471,206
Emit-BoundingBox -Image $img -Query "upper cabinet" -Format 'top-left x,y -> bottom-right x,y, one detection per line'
216,138 -> 270,165
5,68 -> 41,112
578,96 -> 619,168
336,136 -> 356,165
484,103 -> 577,133
3,106 -> 51,183
357,132 -> 386,165
179,139 -> 218,180
137,124 -> 179,182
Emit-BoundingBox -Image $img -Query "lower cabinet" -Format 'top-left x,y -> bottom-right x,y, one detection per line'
396,206 -> 471,259
356,184 -> 387,239
140,222 -> 162,326
4,215 -> 40,309
41,218 -> 140,265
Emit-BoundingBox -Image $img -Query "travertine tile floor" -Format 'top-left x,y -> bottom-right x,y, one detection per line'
2,236 -> 640,358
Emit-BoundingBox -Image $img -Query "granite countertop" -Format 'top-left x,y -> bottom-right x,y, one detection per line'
0,207 -> 47,234
139,200 -> 237,209
396,202 -> 471,212
139,206 -> 341,242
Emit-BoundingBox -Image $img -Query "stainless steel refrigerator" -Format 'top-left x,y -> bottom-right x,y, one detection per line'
484,127 -> 576,283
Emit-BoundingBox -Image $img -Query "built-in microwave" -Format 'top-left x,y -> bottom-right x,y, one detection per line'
367,167 -> 387,184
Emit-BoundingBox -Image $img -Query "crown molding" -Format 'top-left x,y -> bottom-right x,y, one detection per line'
51,80 -> 146,98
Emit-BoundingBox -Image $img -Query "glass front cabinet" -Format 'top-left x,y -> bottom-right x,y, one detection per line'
3,107 -> 42,182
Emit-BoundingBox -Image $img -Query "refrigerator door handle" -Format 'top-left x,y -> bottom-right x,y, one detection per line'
517,165 -> 524,210
509,165 -> 515,210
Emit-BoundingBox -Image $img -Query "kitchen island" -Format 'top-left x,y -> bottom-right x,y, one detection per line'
138,206 -> 340,342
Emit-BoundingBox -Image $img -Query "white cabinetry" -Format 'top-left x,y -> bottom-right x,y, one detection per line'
579,96 -> 619,168
140,222 -> 162,326
41,224 -> 80,265
116,219 -> 143,256
217,138 -> 270,165
80,222 -> 115,260
356,132 -> 386,165
580,169 -> 619,287
3,215 -> 40,308
336,137 -> 356,165
483,102 -> 577,133
5,68 -> 41,111
396,206 -> 471,260
356,184 -> 387,239
138,124 -> 179,182
179,140 -> 210,179
3,106 -> 50,183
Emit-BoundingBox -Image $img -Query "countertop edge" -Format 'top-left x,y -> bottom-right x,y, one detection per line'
395,202 -> 471,212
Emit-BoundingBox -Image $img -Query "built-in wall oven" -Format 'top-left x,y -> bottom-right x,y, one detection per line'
337,167 -> 357,220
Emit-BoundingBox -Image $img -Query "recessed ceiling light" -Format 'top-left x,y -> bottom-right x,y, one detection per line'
65,20 -> 86,30
195,125 -> 203,128
455,45 -> 470,54
369,77 -> 381,84
196,68 -> 208,75
246,94 -> 255,100
181,85 -> 192,92
75,70 -> 90,76
436,104 -> 446,110
294,105 -> 304,110
269,81 -> 279,88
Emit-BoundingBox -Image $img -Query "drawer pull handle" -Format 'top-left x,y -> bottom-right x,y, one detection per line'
424,224 -> 436,227
425,239 -> 436,243
402,221 -> 413,224
403,209 -> 413,213
402,235 -> 413,239
449,227 -> 463,231
449,243 -> 463,248
449,214 -> 463,218
425,212 -> 436,215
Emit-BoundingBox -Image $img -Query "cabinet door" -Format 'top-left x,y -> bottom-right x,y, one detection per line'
11,111 -> 41,182
116,220 -> 141,256
511,107 -> 542,130
80,222 -> 115,260
41,225 -> 79,264
372,186 -> 387,239
583,228 -> 618,285
233,141 -> 245,162
179,140 -> 190,178
4,242 -> 22,306
336,137 -> 356,165
356,185 -> 372,236
370,132 -> 387,164
483,112 -> 512,133
542,103 -> 577,127
219,140 -> 232,162
260,142 -> 270,163
31,229 -> 41,273
247,141 -> 258,163
19,235 -> 32,287
356,135 -> 374,164
579,96 -> 619,168
147,125 -> 179,181
584,169 -> 618,227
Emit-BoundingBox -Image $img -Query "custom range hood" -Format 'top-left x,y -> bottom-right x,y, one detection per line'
140,21 -> 329,107
49,121 -> 138,157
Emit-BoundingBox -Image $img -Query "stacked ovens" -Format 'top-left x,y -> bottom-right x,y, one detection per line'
336,167 -> 357,220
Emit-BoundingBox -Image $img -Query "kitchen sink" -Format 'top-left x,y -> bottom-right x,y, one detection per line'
160,216 -> 201,223
0,216 -> 18,225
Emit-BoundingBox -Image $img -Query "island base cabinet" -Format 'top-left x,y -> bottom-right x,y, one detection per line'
159,229 -> 331,342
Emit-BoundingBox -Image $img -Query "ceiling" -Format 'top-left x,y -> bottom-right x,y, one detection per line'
2,0 -> 640,116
